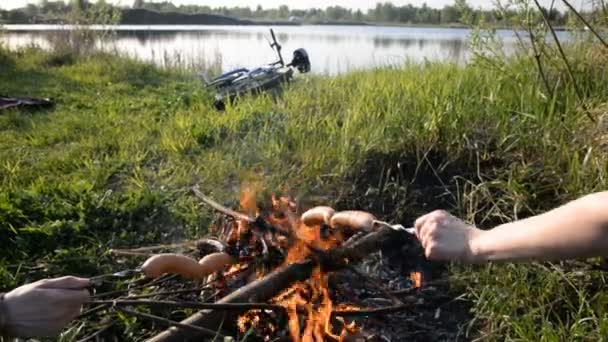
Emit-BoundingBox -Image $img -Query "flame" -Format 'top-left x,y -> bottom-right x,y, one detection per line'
234,190 -> 359,340
269,268 -> 344,341
240,183 -> 260,216
410,271 -> 423,288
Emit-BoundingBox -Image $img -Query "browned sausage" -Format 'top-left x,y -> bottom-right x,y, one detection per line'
329,210 -> 377,232
301,206 -> 335,226
198,252 -> 235,277
141,253 -> 203,279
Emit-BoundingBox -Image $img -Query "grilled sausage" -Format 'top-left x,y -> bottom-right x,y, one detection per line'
330,210 -> 377,232
198,252 -> 235,277
301,206 -> 335,226
141,253 -> 203,279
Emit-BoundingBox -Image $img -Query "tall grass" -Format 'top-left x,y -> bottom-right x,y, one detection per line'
0,33 -> 607,340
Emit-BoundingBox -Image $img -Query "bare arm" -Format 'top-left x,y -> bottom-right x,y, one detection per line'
415,191 -> 608,263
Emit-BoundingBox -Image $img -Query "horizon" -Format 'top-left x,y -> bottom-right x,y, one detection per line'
0,0 -> 580,12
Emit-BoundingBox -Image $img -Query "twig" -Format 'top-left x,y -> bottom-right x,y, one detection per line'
191,187 -> 325,256
104,265 -> 248,301
190,187 -> 252,222
123,287 -> 205,300
76,322 -> 115,342
201,290 -> 221,302
90,299 -> 287,312
91,274 -> 177,299
346,265 -> 403,305
114,307 -> 225,339
110,241 -> 197,254
332,303 -> 411,318
78,304 -> 108,319
108,250 -> 154,257
390,278 -> 451,295
561,0 -> 608,48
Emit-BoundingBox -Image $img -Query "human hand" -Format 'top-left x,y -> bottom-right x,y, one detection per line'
3,276 -> 90,338
414,210 -> 483,263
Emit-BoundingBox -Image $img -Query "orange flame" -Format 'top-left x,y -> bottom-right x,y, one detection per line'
240,183 -> 260,216
410,271 -> 423,288
235,190 -> 359,340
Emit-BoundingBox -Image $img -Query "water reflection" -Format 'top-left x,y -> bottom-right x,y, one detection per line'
0,25 -> 570,75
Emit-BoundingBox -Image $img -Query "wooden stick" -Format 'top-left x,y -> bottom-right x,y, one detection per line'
331,303 -> 412,318
190,187 -> 295,241
76,322 -> 115,342
109,250 -> 153,257
114,307 -> 225,339
110,241 -> 197,254
91,274 -> 177,299
191,187 -> 252,222
122,288 -> 205,300
90,300 -> 287,312
78,304 -> 108,319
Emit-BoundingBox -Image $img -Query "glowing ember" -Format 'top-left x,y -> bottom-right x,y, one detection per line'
410,271 -> 423,288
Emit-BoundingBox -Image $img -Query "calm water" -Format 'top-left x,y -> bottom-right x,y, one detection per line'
1,25 -> 570,74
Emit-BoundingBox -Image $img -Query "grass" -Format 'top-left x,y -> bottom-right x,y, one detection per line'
0,41 -> 607,340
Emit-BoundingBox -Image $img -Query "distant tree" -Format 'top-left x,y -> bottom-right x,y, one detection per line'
454,0 -> 473,24
24,4 -> 39,17
441,5 -> 459,24
278,5 -> 289,18
7,10 -> 29,23
3,0 -> 577,27
38,0 -> 50,13
354,9 -> 363,21
326,6 -> 351,21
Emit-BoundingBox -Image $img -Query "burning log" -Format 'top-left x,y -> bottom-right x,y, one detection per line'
146,225 -> 413,342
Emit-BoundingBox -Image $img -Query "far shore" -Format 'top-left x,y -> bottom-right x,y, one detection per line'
1,22 -> 571,32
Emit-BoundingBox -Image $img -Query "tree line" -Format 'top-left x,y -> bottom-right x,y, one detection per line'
0,0 -> 601,27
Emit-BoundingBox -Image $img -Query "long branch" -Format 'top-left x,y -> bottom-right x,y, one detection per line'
190,186 -> 253,222
90,300 -> 287,312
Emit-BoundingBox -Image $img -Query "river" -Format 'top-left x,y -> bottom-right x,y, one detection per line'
1,25 -> 571,74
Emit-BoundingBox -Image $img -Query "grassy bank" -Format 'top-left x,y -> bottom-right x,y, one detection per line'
1,43 -> 607,340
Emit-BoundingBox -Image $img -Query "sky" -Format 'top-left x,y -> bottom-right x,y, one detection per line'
0,0 -> 580,11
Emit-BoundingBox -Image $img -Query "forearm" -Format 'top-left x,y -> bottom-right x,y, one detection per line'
471,192 -> 608,262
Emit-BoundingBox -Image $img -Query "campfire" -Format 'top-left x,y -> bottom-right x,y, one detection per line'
92,186 -> 431,341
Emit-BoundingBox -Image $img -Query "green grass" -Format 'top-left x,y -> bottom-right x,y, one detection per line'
0,43 -> 607,340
